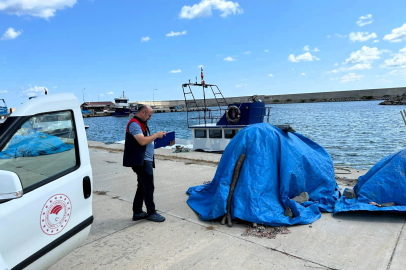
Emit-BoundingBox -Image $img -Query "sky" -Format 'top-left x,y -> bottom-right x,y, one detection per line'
1,0 -> 406,108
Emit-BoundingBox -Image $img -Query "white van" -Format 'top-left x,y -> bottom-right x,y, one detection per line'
0,94 -> 93,270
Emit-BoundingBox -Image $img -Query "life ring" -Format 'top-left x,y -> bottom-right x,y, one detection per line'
226,105 -> 241,124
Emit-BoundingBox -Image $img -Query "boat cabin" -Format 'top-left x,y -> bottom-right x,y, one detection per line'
182,79 -> 270,152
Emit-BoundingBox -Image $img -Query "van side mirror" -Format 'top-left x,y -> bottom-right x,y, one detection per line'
0,171 -> 23,201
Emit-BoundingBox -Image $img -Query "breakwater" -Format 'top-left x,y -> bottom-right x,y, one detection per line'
137,86 -> 406,107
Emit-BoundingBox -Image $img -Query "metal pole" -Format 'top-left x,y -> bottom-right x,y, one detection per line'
82,88 -> 85,103
401,110 -> 406,126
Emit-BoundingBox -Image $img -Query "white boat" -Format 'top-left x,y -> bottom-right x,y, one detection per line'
182,79 -> 271,152
112,91 -> 132,117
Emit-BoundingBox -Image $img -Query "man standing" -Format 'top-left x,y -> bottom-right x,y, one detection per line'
123,105 -> 173,222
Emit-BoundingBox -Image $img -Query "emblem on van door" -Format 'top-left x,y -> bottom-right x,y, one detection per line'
40,194 -> 72,235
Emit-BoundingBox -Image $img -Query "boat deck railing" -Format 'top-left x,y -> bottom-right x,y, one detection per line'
186,107 -> 271,128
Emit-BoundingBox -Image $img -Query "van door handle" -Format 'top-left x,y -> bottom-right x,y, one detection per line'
83,176 -> 91,199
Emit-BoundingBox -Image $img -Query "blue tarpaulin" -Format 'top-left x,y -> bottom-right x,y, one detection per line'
334,149 -> 406,214
186,123 -> 340,226
0,131 -> 73,159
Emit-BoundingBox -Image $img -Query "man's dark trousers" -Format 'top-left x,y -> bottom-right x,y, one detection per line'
132,160 -> 155,215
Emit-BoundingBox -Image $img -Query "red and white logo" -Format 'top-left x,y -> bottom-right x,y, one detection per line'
40,194 -> 72,235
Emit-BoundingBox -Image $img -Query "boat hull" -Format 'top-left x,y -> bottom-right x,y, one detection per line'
112,108 -> 131,117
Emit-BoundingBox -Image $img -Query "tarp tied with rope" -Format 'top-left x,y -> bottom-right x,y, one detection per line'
334,149 -> 406,214
186,123 -> 340,226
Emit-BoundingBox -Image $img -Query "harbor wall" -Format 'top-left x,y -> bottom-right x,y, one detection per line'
135,86 -> 406,108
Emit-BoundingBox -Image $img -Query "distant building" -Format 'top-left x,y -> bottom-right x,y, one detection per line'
81,101 -> 114,112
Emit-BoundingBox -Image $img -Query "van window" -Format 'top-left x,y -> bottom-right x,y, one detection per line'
224,129 -> 239,139
0,111 -> 78,190
195,129 -> 207,138
209,129 -> 222,139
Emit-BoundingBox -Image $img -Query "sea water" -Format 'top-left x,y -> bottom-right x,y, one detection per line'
84,100 -> 406,169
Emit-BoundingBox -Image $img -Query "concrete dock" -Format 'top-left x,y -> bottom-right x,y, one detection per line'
51,142 -> 406,270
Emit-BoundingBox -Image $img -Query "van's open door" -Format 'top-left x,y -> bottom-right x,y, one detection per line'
0,93 -> 93,270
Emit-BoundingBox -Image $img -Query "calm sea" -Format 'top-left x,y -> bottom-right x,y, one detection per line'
84,100 -> 406,169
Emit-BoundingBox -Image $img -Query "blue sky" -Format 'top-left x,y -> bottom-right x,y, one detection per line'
1,0 -> 406,108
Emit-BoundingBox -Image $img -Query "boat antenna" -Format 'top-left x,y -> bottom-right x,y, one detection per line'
201,67 -> 205,85
195,76 -> 197,84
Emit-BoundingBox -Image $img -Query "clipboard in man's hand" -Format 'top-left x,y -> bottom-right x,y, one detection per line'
154,131 -> 175,149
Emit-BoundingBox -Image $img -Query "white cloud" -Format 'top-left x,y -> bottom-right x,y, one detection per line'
349,32 -> 377,42
326,69 -> 339,74
198,65 -> 203,68
268,74 -> 273,77
0,90 -> 8,93
99,93 -> 104,97
236,83 -> 247,87
264,49 -> 269,52
141,36 -> 150,42
166,30 -> 187,37
327,63 -> 372,74
345,46 -> 382,65
357,14 -> 373,27
388,69 -> 406,78
313,47 -> 320,52
179,0 -> 243,19
288,52 -> 320,62
22,86 -> 47,97
0,0 -> 77,20
244,51 -> 251,54
300,73 -> 306,76
327,35 -> 331,38
334,63 -> 338,66
340,73 -> 363,83
373,40 -> 379,43
381,46 -> 406,68
348,63 -> 372,70
107,92 -> 114,95
1,27 -> 22,40
335,33 -> 347,38
330,77 -> 338,81
327,47 -> 382,73
223,56 -> 235,61
383,23 -> 406,43
303,45 -> 309,51
170,69 -> 182,73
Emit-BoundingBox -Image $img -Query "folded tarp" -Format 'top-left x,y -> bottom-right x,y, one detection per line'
186,123 -> 339,226
0,131 -> 73,159
334,149 -> 406,214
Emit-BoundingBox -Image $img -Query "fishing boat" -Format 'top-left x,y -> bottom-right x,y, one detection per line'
112,91 -> 132,117
182,69 -> 272,152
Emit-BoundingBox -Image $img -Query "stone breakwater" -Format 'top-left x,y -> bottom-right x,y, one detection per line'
136,86 -> 406,107
379,92 -> 406,105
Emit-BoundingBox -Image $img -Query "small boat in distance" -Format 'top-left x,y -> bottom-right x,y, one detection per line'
112,91 -> 132,117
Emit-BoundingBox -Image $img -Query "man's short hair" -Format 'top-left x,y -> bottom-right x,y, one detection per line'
137,105 -> 149,113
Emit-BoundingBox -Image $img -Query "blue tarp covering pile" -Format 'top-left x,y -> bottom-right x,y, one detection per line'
334,149 -> 406,214
186,123 -> 340,226
0,131 -> 73,159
